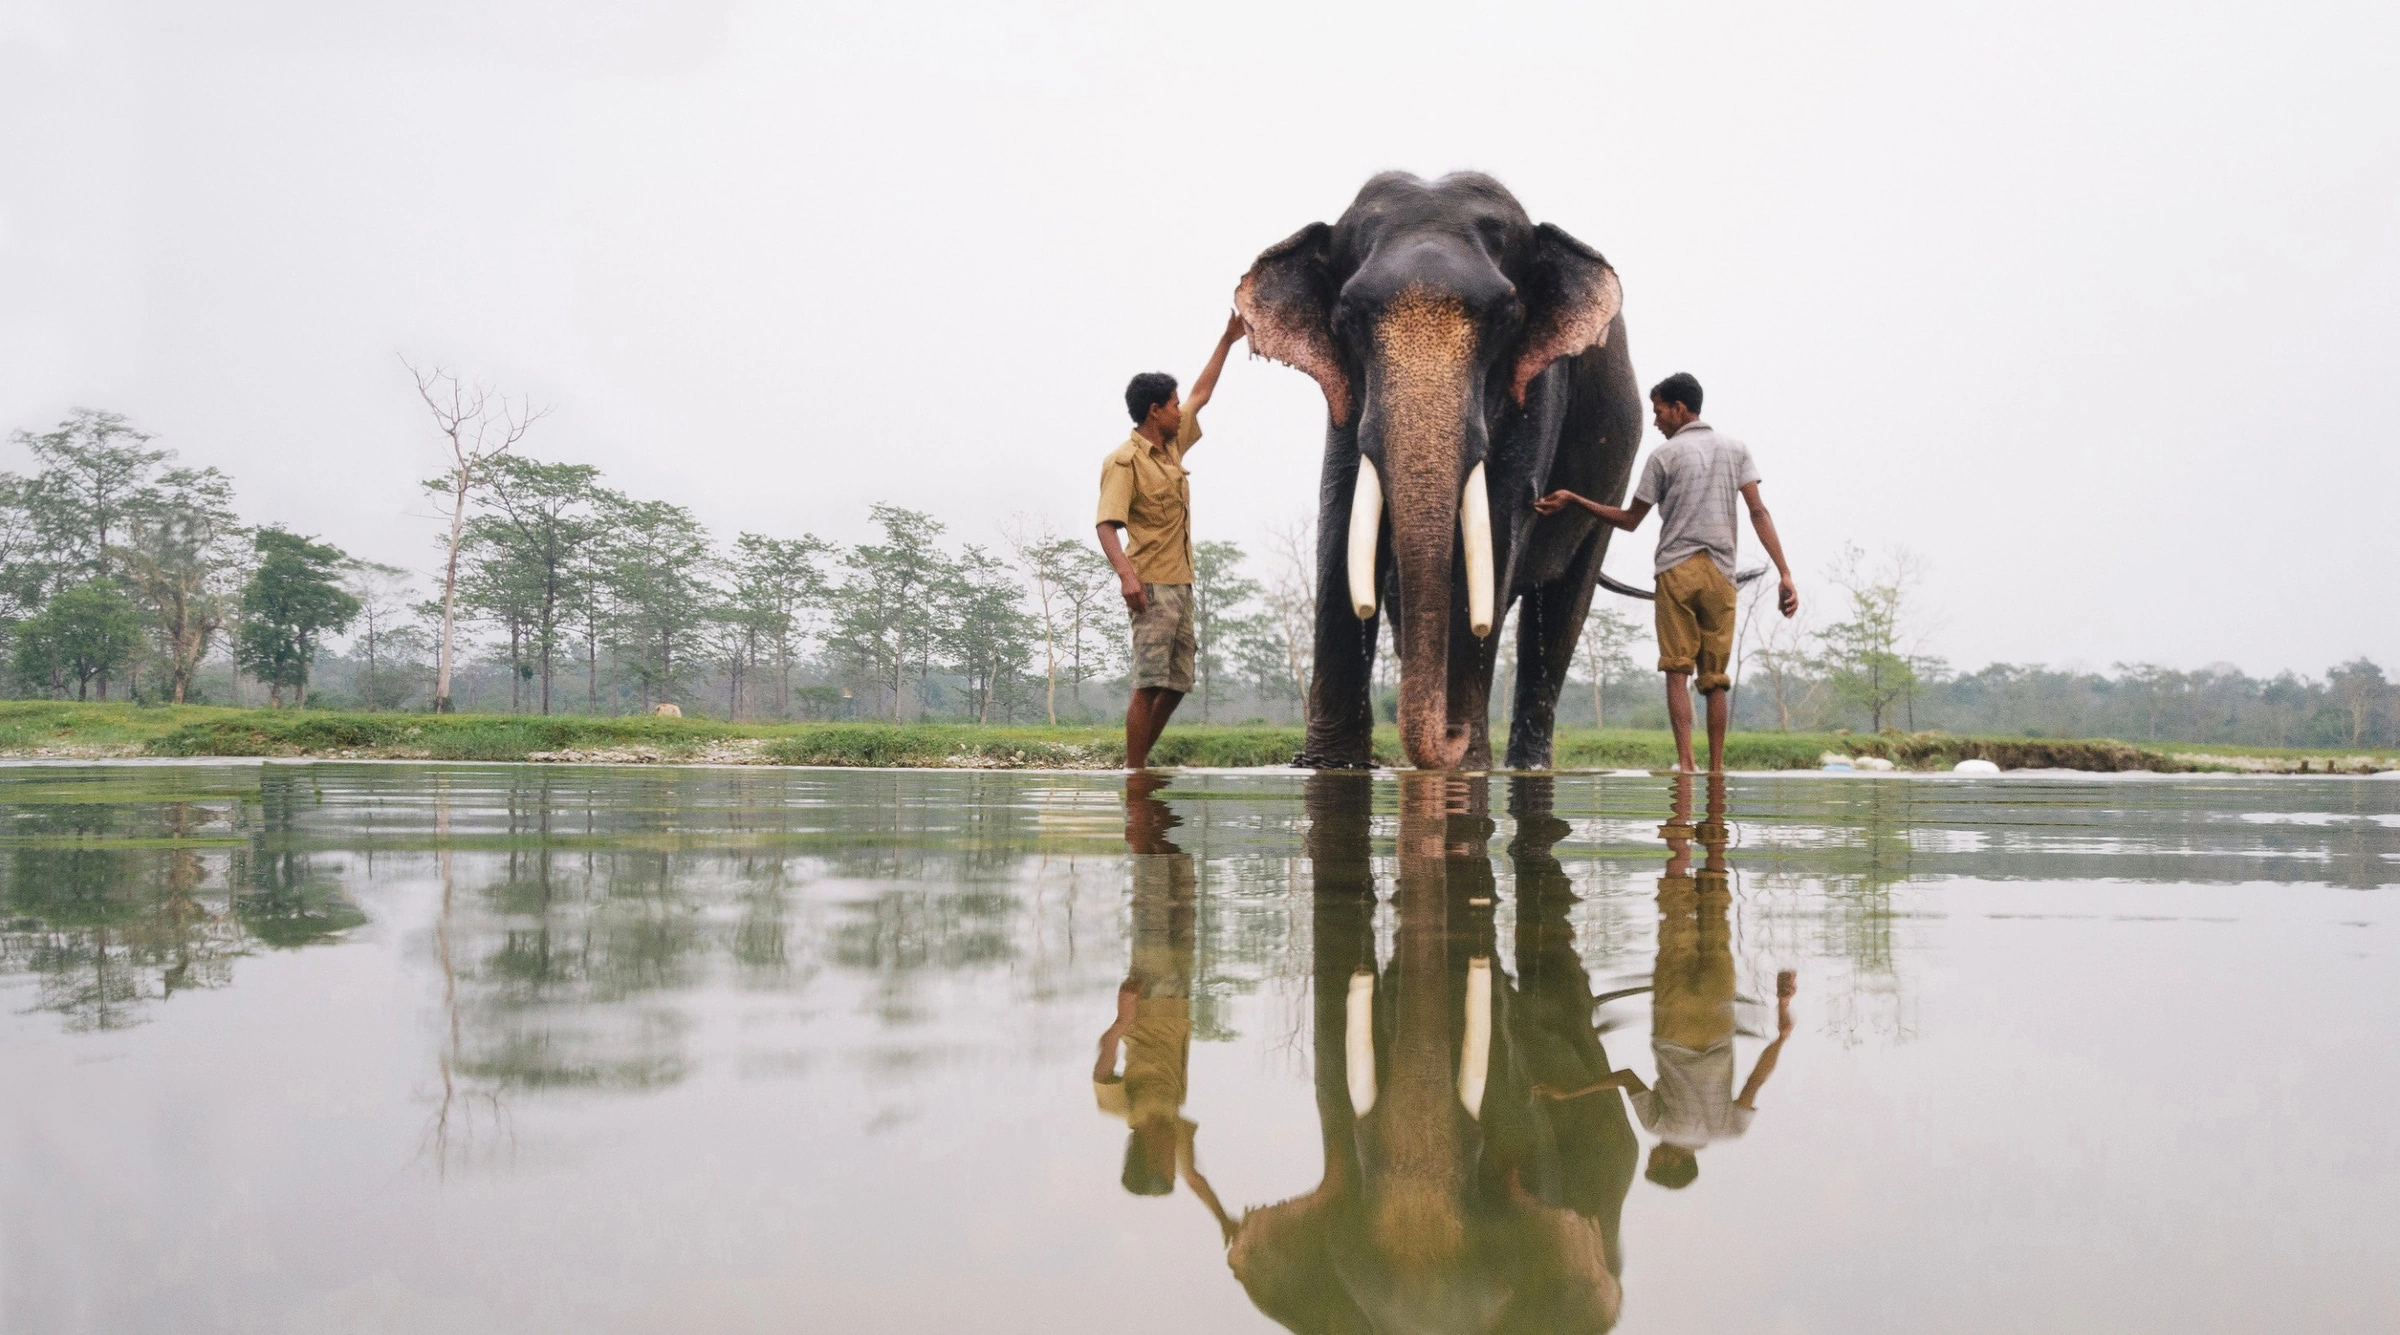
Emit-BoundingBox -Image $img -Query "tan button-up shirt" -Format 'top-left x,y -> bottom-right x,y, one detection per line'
1095,412 -> 1202,585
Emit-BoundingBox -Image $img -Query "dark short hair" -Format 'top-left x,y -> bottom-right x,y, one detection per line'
1649,372 -> 1703,414
1645,1144 -> 1700,1189
1126,372 -> 1178,424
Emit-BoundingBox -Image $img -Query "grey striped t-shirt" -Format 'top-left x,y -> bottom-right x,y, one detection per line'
1631,422 -> 1760,577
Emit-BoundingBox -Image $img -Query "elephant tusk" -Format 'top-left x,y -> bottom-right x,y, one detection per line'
1459,956 -> 1491,1120
1461,463 -> 1494,638
1346,969 -> 1378,1116
1347,457 -> 1382,620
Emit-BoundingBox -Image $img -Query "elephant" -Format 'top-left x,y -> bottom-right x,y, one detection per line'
1214,773 -> 1641,1333
1236,172 -> 1647,771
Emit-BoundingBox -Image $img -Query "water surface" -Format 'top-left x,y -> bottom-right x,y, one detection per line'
4,763 -> 2396,1332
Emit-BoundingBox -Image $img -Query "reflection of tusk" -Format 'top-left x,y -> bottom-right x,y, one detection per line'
1346,969 -> 1378,1116
1347,457 -> 1382,619
1459,957 -> 1491,1119
1461,463 -> 1494,637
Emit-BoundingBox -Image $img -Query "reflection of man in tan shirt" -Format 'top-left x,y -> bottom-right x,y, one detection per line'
1635,774 -> 1793,1188
1096,313 -> 1245,770
1091,775 -> 1228,1214
1539,775 -> 1795,1191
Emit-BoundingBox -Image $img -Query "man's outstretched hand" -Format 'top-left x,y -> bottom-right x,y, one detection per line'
1533,489 -> 1582,516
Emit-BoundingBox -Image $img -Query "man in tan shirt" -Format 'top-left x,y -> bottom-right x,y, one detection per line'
1097,312 -> 1245,769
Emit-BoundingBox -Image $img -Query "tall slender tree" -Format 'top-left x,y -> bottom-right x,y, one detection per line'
1818,544 -> 1924,732
1576,605 -> 1643,729
455,515 -> 546,711
1190,540 -> 1261,724
114,467 -> 245,704
602,497 -> 716,710
940,544 -> 1035,724
237,529 -> 360,708
1052,541 -> 1118,718
479,456 -> 601,714
830,505 -> 949,720
1003,519 -> 1076,726
13,409 -> 168,590
406,360 -> 548,713
343,562 -> 418,710
723,533 -> 833,719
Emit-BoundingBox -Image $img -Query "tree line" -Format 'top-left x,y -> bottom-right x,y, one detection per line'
3,399 -> 2391,747
0,400 -> 1326,724
1726,544 -> 2396,749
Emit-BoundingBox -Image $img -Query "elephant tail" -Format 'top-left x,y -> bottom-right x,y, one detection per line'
1597,564 -> 1768,601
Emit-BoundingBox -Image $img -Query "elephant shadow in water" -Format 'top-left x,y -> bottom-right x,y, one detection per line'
1200,774 -> 1641,1334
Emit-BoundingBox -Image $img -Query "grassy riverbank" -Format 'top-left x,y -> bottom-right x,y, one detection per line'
0,702 -> 2389,772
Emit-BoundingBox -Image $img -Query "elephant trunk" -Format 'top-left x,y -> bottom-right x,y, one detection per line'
1367,774 -> 1472,1269
1367,290 -> 1482,771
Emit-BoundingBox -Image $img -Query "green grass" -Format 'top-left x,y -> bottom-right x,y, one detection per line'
0,701 -> 2387,772
755,723 -> 1341,769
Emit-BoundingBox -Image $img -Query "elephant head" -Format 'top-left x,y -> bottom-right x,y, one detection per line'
1238,174 -> 1623,770
1221,773 -> 1636,1333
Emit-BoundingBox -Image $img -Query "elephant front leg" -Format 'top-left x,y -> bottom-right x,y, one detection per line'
1505,529 -> 1607,771
1300,479 -> 1381,767
1302,600 -> 1380,768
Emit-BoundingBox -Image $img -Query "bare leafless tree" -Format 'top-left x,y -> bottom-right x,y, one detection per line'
1262,516 -> 1318,729
1736,575 -> 1819,731
404,359 -> 548,713
1002,515 -> 1072,726
345,561 -> 418,710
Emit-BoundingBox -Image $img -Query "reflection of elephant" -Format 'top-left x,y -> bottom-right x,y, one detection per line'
1216,773 -> 1638,1332
1237,173 -> 1646,771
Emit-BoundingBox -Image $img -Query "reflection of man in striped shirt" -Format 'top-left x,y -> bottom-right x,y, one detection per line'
1534,774 -> 1796,1190
1633,774 -> 1794,1188
1535,372 -> 1798,772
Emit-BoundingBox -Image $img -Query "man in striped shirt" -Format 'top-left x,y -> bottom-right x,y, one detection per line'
1535,372 -> 1798,772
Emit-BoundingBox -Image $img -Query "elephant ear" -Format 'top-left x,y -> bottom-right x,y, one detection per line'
1227,1188 -> 1364,1335
1237,222 -> 1354,428
1507,222 -> 1623,406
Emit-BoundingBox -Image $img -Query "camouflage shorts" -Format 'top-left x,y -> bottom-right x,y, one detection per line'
1128,582 -> 1196,693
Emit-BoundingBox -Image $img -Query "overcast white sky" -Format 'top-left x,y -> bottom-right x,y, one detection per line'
3,0 -> 2393,675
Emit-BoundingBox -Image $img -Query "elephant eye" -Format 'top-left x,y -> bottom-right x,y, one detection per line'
1474,217 -> 1511,259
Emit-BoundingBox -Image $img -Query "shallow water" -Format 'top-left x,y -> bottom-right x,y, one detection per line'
3,762 -> 2397,1333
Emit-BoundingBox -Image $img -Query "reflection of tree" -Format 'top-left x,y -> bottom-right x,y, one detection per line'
1730,779 -> 1918,1049
425,782 -> 507,1176
408,769 -> 1089,1121
0,773 -> 365,1032
447,848 -> 706,1094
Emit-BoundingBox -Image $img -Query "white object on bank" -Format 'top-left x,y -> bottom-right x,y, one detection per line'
1954,758 -> 2001,775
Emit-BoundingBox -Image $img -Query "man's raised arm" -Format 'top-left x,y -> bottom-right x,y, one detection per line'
1179,311 -> 1247,424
